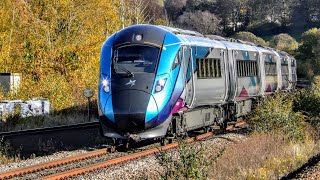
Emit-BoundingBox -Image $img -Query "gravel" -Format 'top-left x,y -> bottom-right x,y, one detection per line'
0,132 -> 246,179
0,138 -> 161,179
0,149 -> 91,173
73,133 -> 246,180
292,157 -> 320,180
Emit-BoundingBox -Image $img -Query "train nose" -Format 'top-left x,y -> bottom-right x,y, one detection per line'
108,90 -> 158,132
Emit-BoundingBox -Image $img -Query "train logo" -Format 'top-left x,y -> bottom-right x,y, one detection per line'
125,80 -> 136,87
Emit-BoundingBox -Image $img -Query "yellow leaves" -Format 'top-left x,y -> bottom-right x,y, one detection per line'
0,0 -> 122,111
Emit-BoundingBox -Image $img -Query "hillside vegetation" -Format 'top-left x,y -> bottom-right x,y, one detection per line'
0,0 -> 122,111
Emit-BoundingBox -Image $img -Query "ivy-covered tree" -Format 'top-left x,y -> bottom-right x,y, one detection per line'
296,28 -> 320,79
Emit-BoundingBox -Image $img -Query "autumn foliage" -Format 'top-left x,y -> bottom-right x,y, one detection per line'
0,0 -> 122,111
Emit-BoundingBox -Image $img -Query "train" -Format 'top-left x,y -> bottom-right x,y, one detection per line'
98,24 -> 297,145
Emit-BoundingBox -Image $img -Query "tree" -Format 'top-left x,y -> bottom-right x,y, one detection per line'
118,0 -> 150,28
185,0 -> 216,12
233,31 -> 267,46
145,0 -> 167,25
0,0 -> 121,111
296,28 -> 320,79
177,11 -> 221,35
269,33 -> 298,53
291,0 -> 320,29
164,0 -> 187,21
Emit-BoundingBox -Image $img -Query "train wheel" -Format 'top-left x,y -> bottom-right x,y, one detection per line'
168,138 -> 173,144
123,139 -> 130,149
219,121 -> 228,132
160,138 -> 168,146
204,126 -> 212,133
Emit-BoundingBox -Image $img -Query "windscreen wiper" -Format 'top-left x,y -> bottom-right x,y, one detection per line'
114,63 -> 134,77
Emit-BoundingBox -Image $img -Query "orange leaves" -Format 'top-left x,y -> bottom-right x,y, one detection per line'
0,0 -> 121,111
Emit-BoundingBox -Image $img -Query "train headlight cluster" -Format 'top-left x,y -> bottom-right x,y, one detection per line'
102,79 -> 110,93
154,78 -> 167,93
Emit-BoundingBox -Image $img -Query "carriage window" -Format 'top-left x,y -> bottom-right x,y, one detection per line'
237,60 -> 257,77
281,64 -> 289,75
113,45 -> 160,73
281,58 -> 289,76
172,50 -> 181,70
291,60 -> 295,67
265,62 -> 277,75
292,67 -> 296,74
196,58 -> 222,79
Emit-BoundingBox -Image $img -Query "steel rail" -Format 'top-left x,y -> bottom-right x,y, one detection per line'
0,121 -> 247,180
0,122 -> 100,138
41,132 -> 216,180
0,148 -> 107,179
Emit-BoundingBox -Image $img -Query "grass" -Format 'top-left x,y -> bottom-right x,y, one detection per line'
154,133 -> 319,180
156,141 -> 225,180
208,133 -> 319,180
0,137 -> 19,164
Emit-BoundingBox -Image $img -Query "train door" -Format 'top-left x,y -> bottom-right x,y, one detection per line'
181,46 -> 195,107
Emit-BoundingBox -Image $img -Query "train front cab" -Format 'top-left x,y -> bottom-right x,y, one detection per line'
98,25 -> 206,140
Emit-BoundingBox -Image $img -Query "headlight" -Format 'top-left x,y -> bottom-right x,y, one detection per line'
154,78 -> 167,93
101,78 -> 110,93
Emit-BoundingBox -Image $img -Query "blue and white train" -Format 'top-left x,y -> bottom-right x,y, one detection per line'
98,24 -> 297,143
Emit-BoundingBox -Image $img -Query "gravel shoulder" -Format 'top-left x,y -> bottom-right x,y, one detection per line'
294,162 -> 320,179
290,154 -> 320,180
74,133 -> 246,180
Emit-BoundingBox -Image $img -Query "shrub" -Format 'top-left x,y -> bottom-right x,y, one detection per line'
209,133 -> 317,179
246,22 -> 282,37
269,33 -> 299,54
156,142 -> 224,179
233,31 -> 267,46
248,93 -> 307,142
295,28 -> 320,79
293,76 -> 320,137
0,137 -> 19,164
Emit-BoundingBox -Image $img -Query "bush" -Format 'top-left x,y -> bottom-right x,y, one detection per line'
295,28 -> 320,79
246,22 -> 282,37
233,31 -> 267,46
269,33 -> 299,54
156,142 -> 224,179
248,93 -> 307,142
0,137 -> 18,164
293,76 -> 320,137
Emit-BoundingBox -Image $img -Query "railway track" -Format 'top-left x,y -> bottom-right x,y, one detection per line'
281,153 -> 320,179
0,122 -> 99,138
0,122 -> 102,157
0,121 -> 246,180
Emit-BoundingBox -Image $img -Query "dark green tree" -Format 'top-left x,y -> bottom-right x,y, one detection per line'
296,28 -> 320,79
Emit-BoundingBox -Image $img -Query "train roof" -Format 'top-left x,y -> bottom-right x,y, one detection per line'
158,25 -> 225,49
158,25 -> 270,52
111,25 -> 290,57
220,41 -> 258,52
255,46 -> 278,55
